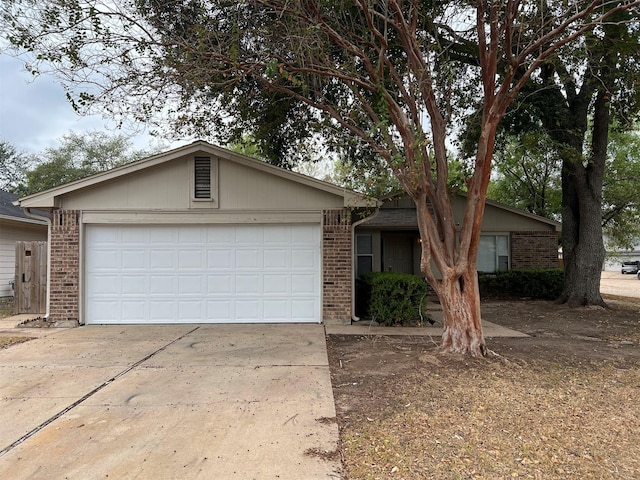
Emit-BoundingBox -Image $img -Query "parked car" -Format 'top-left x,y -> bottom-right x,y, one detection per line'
621,261 -> 640,274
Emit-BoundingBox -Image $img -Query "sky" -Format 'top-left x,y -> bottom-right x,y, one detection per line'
0,54 -> 184,155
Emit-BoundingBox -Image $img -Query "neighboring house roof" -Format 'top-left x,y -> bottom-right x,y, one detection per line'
360,193 -> 561,232
16,141 -> 377,209
0,189 -> 49,225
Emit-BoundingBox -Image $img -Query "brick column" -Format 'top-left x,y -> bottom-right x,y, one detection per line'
511,231 -> 559,269
49,210 -> 80,325
322,209 -> 352,325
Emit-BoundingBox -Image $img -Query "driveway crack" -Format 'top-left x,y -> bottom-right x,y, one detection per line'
0,326 -> 199,457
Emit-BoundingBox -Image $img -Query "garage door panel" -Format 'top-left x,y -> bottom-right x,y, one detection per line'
292,274 -> 315,294
179,226 -> 205,244
263,225 -> 290,243
149,276 -> 175,295
292,299 -> 317,321
89,227 -> 119,243
292,227 -> 316,243
178,301 -> 204,320
263,249 -> 288,268
121,301 -> 146,321
150,250 -> 175,269
122,249 -> 147,269
263,274 -> 289,293
207,250 -> 233,268
121,275 -> 147,294
178,250 -> 204,269
149,301 -> 176,322
207,275 -> 232,294
90,275 -> 120,295
235,227 -> 262,244
88,249 -> 120,270
149,227 -> 177,244
88,300 -> 120,323
207,228 -> 234,243
235,275 -> 261,295
178,275 -> 204,295
236,250 -> 260,268
292,249 -> 317,269
235,300 -> 260,320
86,224 -> 320,324
207,301 -> 233,319
264,300 -> 289,319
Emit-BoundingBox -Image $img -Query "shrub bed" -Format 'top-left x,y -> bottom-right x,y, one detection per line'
478,269 -> 564,300
358,272 -> 429,326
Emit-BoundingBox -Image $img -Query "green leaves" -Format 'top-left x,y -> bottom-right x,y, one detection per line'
19,131 -> 158,195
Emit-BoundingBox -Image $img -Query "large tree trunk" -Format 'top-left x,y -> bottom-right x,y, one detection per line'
439,267 -> 487,356
559,166 -> 606,306
557,67 -> 612,306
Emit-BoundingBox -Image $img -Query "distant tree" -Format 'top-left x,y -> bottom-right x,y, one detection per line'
488,131 -> 562,220
23,131 -> 153,195
602,128 -> 640,249
0,140 -> 31,194
489,127 -> 640,248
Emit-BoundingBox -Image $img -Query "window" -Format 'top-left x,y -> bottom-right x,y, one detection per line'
194,156 -> 211,199
356,234 -> 373,277
477,235 -> 509,272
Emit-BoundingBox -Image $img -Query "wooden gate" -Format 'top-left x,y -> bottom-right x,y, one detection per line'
14,241 -> 47,314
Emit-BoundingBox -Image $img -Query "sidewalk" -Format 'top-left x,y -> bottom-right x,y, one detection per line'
325,305 -> 529,338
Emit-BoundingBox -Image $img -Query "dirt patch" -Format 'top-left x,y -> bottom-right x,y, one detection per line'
327,299 -> 640,479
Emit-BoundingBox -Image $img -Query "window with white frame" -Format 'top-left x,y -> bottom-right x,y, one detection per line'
477,235 -> 509,272
356,234 -> 373,277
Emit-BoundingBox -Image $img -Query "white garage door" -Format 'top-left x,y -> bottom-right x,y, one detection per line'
85,224 -> 321,324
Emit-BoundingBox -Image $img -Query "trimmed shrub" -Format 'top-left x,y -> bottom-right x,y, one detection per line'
358,272 -> 428,326
478,269 -> 564,300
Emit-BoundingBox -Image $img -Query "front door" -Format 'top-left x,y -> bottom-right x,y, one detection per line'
382,234 -> 415,274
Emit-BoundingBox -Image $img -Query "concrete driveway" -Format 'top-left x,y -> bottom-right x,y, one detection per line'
601,271 -> 640,300
0,324 -> 340,479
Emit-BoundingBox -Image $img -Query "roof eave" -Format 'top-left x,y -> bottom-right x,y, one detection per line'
0,214 -> 48,226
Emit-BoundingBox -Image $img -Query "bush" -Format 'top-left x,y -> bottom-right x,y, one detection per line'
478,269 -> 564,300
358,272 -> 429,326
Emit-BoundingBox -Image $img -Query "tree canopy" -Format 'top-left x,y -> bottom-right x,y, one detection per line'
0,140 -> 30,194
489,126 -> 640,250
0,132 -> 155,196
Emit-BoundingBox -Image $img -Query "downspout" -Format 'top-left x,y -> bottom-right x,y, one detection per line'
351,208 -> 380,322
22,207 -> 53,320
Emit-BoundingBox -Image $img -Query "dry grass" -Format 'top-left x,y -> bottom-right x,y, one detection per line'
330,299 -> 640,480
338,358 -> 639,479
0,336 -> 30,349
0,307 -> 31,349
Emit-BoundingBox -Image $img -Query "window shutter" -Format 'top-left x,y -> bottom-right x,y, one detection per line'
194,157 -> 211,199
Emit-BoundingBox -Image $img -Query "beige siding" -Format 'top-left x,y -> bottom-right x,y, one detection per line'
60,159 -> 189,210
0,220 -> 48,297
451,196 -> 556,232
218,160 -> 344,209
59,154 -> 344,212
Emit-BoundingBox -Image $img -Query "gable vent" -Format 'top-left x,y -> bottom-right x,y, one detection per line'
194,156 -> 211,199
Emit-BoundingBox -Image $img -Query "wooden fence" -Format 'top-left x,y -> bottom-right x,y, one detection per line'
14,241 -> 47,314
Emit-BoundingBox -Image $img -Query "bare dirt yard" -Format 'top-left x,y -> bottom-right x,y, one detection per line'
327,298 -> 640,479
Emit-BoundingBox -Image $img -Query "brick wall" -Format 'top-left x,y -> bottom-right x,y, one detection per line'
49,210 -> 80,324
323,209 -> 352,324
511,231 -> 559,269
